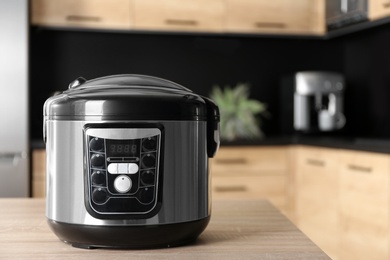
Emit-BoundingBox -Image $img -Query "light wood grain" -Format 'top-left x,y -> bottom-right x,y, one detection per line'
369,0 -> 390,20
31,0 -> 133,29
293,146 -> 340,260
133,0 -> 225,32
32,149 -> 46,198
211,146 -> 289,216
225,0 -> 325,35
338,149 -> 390,260
0,198 -> 329,259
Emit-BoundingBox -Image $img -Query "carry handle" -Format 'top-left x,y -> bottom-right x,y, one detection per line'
202,97 -> 220,158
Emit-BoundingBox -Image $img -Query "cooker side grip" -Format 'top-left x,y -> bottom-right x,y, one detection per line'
201,97 -> 220,158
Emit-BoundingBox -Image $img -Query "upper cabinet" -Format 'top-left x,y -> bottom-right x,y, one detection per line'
30,0 -> 390,37
133,0 -> 225,32
369,0 -> 390,20
225,0 -> 325,35
31,0 -> 133,30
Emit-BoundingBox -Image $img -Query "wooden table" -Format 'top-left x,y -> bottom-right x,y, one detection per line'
0,198 -> 329,259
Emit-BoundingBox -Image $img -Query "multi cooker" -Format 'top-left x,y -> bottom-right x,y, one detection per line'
43,74 -> 220,249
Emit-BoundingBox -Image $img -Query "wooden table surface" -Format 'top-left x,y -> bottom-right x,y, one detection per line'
0,198 -> 329,259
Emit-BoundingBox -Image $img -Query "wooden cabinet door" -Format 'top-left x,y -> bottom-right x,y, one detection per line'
293,146 -> 339,260
133,0 -> 225,32
32,149 -> 46,198
211,146 -> 289,214
31,0 -> 133,29
369,0 -> 390,20
339,150 -> 390,260
225,0 -> 325,35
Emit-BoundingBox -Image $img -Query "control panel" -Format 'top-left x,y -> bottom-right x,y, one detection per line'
84,126 -> 162,217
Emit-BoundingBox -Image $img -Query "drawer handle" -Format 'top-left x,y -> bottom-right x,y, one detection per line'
306,159 -> 325,167
254,22 -> 286,29
348,164 -> 372,173
214,158 -> 247,164
165,19 -> 198,26
383,2 -> 390,8
66,15 -> 101,23
214,186 -> 247,192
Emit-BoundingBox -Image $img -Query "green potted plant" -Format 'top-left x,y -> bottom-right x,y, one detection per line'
210,83 -> 268,142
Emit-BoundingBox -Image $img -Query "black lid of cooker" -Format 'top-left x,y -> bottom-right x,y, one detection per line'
44,75 -> 208,121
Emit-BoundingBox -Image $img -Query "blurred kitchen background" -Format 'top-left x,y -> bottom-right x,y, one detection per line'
2,0 -> 390,259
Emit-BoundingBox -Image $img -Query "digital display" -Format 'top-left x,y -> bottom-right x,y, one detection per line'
106,139 -> 140,157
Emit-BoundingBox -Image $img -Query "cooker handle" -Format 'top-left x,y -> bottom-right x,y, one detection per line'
202,97 -> 220,158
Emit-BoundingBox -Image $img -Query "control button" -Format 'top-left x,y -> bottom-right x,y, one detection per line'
90,154 -> 105,168
141,153 -> 156,169
114,175 -> 132,193
108,163 -> 139,174
92,188 -> 108,204
138,187 -> 154,204
118,163 -> 128,173
142,137 -> 157,151
89,137 -> 104,151
108,163 -> 118,174
128,163 -> 139,174
91,171 -> 106,186
141,170 -> 155,185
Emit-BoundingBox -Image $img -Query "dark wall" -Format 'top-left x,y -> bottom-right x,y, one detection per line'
31,23 -> 390,140
30,28 -> 345,140
343,24 -> 390,138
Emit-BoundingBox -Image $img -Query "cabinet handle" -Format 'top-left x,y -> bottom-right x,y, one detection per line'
254,22 -> 286,29
66,15 -> 101,23
306,159 -> 325,167
215,158 -> 247,164
348,164 -> 372,173
165,19 -> 198,26
214,185 -> 247,192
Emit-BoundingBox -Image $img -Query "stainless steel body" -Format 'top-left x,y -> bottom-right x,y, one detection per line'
294,72 -> 345,132
326,0 -> 367,30
46,120 -> 210,226
0,0 -> 29,197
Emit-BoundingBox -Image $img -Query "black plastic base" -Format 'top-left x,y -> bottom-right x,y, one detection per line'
47,216 -> 210,249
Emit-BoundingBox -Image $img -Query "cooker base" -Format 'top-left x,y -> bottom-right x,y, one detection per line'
47,216 -> 210,249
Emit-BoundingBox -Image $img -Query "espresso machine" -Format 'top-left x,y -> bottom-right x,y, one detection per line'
292,71 -> 346,132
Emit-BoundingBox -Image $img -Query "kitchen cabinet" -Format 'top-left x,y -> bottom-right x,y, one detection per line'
225,0 -> 325,35
133,0 -> 225,32
211,146 -> 290,216
32,149 -> 46,198
369,0 -> 390,20
31,0 -> 133,30
293,146 -> 340,260
338,149 -> 390,260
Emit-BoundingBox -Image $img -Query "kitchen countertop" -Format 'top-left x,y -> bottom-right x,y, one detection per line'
0,198 -> 329,259
219,135 -> 390,154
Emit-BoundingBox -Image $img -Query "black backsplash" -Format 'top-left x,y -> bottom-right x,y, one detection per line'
30,23 -> 390,141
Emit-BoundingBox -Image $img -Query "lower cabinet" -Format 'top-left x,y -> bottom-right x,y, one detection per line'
339,150 -> 390,260
32,149 -> 46,198
211,146 -> 291,217
293,146 -> 340,260
293,146 -> 390,260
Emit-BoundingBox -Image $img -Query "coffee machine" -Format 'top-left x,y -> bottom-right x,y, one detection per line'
293,71 -> 345,132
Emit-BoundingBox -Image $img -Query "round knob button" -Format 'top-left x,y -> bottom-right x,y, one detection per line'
138,187 -> 154,204
91,171 -> 106,186
114,175 -> 132,193
141,153 -> 156,169
90,154 -> 105,168
142,137 -> 157,151
89,137 -> 104,151
92,188 -> 108,204
141,170 -> 155,186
